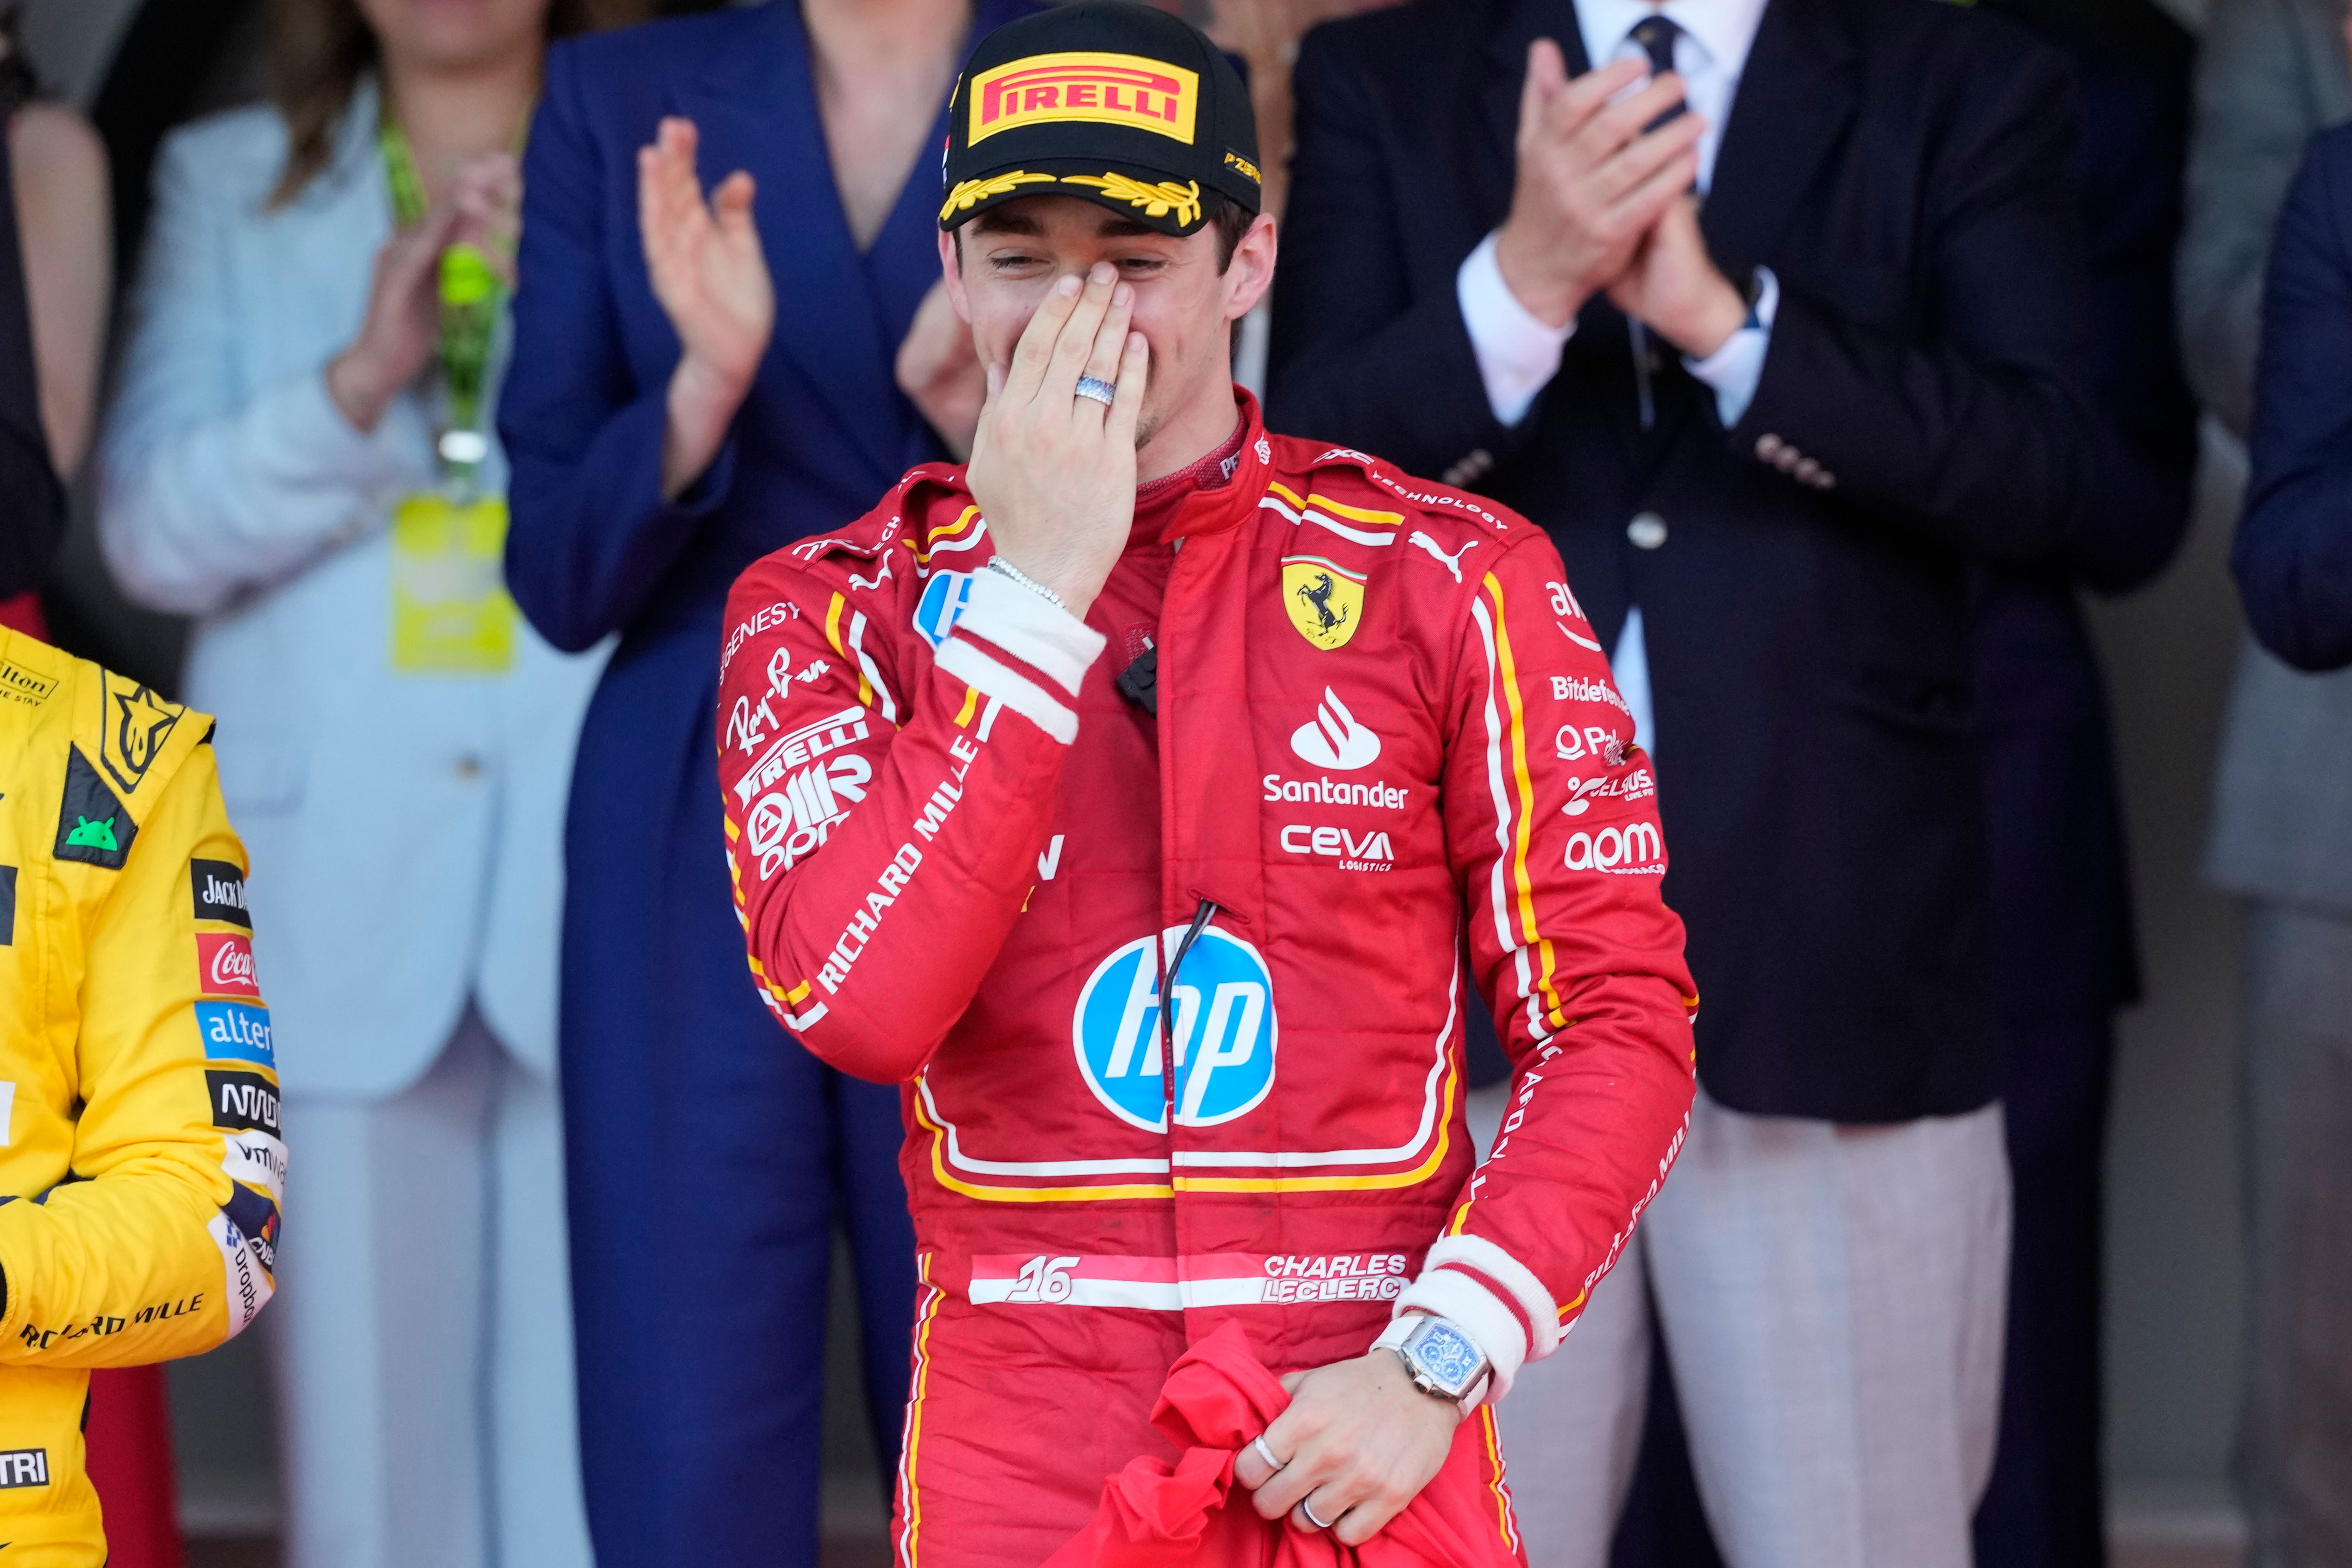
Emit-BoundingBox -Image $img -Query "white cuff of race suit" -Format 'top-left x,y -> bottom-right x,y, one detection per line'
936,566 -> 1107,745
1390,1234 -> 1564,1401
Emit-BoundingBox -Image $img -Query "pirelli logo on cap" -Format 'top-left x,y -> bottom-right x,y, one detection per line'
970,52 -> 1198,146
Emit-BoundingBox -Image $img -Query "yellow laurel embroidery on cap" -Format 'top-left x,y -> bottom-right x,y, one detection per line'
1223,150 -> 1262,185
1062,173 -> 1202,229
940,170 -> 1057,221
968,52 -> 1200,145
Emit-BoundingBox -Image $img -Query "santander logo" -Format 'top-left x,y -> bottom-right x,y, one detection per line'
1289,687 -> 1381,772
197,933 -> 261,999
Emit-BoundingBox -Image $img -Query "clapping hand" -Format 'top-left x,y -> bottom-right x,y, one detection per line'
448,152 -> 522,289
1605,189 -> 1747,360
897,279 -> 986,461
325,151 -> 526,435
1492,44 -> 1703,329
327,199 -> 459,434
639,115 -> 776,498
963,262 -> 1148,619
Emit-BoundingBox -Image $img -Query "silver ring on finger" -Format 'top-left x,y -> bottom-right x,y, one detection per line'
1074,375 -> 1117,407
1299,1497 -> 1336,1531
1250,1435 -> 1287,1474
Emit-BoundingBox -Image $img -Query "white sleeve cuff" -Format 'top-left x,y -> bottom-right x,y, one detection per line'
1394,1266 -> 1531,1399
1421,1233 -> 1563,1360
1683,265 -> 1779,429
958,565 -> 1105,696
1456,233 -> 1576,428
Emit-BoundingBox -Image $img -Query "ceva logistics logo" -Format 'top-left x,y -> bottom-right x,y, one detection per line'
1073,926 -> 1277,1132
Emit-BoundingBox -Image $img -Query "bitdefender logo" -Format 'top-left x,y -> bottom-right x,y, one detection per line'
1289,688 -> 1380,771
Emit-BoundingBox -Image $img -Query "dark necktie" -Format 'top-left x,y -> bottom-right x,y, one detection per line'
1629,14 -> 1685,129
1625,11 -> 1687,430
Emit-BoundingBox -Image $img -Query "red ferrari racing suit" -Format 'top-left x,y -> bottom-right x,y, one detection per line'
717,395 -> 1696,1567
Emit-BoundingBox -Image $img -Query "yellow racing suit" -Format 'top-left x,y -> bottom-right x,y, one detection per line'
0,627 -> 281,1562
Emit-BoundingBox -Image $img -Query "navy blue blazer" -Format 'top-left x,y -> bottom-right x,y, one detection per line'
1269,0 -> 2129,1121
2238,123 -> 2352,672
503,0 -> 1029,655
1972,0 -> 2195,1029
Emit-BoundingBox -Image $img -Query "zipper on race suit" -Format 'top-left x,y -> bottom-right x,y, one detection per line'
1155,899 -> 1219,1118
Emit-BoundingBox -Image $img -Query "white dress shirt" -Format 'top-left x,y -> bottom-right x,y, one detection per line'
1455,0 -> 1772,755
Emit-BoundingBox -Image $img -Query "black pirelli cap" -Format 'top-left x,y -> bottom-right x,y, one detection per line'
939,2 -> 1261,239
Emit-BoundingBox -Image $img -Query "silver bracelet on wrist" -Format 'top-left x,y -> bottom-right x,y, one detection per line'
987,554 -> 1068,612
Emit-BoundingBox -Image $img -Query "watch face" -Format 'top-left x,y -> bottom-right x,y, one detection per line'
1411,1321 -> 1485,1392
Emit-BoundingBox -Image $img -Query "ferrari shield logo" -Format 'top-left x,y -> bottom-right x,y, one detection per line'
1282,557 -> 1365,652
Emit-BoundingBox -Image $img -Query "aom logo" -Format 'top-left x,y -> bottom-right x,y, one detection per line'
1290,688 -> 1380,771
1564,821 -> 1664,875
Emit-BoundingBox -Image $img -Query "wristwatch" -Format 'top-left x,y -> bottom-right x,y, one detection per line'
1375,1313 -> 1491,1415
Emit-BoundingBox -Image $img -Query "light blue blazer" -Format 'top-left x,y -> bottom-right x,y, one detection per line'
98,82 -> 606,1099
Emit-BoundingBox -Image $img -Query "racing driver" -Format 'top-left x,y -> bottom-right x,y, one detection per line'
711,5 -> 1696,1561
0,623 -> 282,1562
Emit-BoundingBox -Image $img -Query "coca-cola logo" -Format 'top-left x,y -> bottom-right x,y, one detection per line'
196,933 -> 260,999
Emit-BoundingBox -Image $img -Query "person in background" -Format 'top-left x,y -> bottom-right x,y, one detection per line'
0,6 -> 101,635
1272,0 -> 2133,1562
0,625 -> 283,1568
1593,6 -> 2202,1564
95,0 -> 638,1562
496,2 -> 1024,1562
1963,3 -> 2197,1565
2237,124 -> 2352,669
2197,18 -> 2352,1562
2178,3 -> 2352,1562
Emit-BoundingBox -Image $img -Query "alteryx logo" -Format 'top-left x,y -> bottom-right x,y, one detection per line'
1072,926 -> 1277,1132
912,571 -> 975,649
195,1001 -> 274,1068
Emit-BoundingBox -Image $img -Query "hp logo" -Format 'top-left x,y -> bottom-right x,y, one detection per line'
1072,926 -> 1278,1132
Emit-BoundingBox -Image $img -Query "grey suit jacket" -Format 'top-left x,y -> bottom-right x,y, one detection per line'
2182,0 -> 2352,911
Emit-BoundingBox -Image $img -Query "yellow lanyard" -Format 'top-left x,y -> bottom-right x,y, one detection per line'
377,117 -> 514,485
377,116 -> 527,675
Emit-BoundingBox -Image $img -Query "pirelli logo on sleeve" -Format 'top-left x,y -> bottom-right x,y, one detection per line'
969,52 -> 1198,145
0,1448 -> 49,1488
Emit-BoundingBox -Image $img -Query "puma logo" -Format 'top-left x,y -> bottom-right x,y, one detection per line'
1408,532 -> 1477,582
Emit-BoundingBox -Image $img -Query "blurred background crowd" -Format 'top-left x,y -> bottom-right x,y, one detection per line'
0,0 -> 2341,1564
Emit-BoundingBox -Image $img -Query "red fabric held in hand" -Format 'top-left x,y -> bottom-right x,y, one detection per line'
1044,1322 -> 1525,1568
